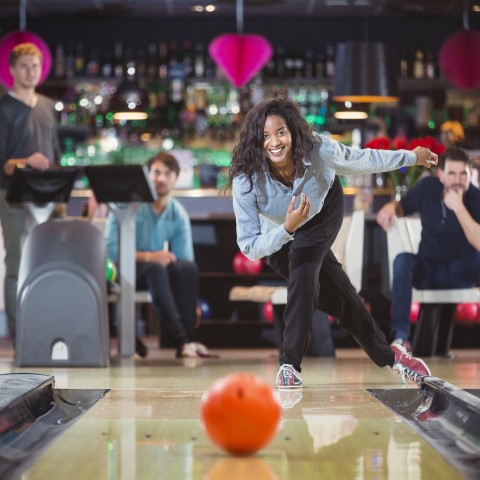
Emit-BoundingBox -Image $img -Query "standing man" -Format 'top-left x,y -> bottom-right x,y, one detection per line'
105,152 -> 213,359
377,146 -> 480,352
0,42 -> 60,346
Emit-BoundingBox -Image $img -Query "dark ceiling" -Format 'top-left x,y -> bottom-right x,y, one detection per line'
0,0 -> 476,19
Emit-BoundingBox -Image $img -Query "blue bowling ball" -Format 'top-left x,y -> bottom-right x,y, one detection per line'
198,298 -> 212,320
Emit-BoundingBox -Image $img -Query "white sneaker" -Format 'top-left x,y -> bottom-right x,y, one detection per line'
276,364 -> 303,389
177,342 -> 199,358
191,342 -> 218,358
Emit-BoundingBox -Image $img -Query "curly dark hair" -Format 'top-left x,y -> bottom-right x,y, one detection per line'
224,98 -> 313,192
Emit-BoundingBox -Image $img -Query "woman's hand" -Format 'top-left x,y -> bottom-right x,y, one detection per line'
285,192 -> 310,234
413,146 -> 438,169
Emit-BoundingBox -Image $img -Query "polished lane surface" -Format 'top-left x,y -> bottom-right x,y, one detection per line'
0,342 -> 478,480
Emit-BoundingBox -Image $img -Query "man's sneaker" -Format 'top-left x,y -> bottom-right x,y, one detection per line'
135,337 -> 148,359
176,342 -> 199,358
391,344 -> 431,384
391,338 -> 412,354
276,364 -> 302,389
277,389 -> 303,409
191,342 -> 219,358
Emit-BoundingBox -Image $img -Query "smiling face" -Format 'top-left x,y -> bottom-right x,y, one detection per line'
437,158 -> 471,195
263,114 -> 293,168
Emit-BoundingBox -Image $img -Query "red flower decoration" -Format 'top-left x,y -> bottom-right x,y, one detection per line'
364,136 -> 391,150
392,134 -> 407,150
365,135 -> 446,156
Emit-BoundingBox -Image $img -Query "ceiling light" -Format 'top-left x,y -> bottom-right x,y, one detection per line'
110,78 -> 149,121
334,102 -> 369,120
333,42 -> 399,103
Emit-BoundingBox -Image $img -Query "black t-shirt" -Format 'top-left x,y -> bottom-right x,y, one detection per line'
400,175 -> 480,262
0,93 -> 59,189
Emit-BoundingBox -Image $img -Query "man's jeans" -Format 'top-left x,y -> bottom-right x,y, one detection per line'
0,189 -> 28,344
391,252 -> 480,340
136,260 -> 199,348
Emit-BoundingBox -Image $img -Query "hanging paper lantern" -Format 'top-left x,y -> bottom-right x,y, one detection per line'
439,30 -> 480,90
208,34 -> 272,89
0,30 -> 52,88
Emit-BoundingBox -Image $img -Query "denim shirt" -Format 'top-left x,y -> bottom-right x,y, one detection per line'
232,133 -> 417,260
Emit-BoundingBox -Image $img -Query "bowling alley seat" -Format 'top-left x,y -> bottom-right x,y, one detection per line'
386,216 -> 480,357
91,218 -> 153,307
229,210 -> 366,356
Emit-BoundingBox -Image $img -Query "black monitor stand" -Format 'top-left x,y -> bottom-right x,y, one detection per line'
84,164 -> 157,357
6,166 -> 78,226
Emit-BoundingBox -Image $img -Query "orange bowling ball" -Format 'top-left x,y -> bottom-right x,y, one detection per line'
200,372 -> 282,455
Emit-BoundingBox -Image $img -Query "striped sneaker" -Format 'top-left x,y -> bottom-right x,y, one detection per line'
391,344 -> 431,384
276,364 -> 302,389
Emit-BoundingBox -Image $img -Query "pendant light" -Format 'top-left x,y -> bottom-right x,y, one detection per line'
110,76 -> 149,120
334,101 -> 369,120
333,42 -> 399,103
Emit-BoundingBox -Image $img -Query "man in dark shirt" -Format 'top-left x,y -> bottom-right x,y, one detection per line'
0,42 -> 59,346
376,146 -> 480,352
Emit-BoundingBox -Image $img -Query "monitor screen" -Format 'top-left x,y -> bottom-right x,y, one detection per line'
6,166 -> 78,204
84,164 -> 157,204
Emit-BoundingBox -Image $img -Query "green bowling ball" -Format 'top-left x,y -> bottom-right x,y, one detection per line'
105,258 -> 117,282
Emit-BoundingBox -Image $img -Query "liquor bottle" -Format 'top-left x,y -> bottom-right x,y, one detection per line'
53,42 -> 66,79
425,52 -> 435,80
275,46 -> 285,78
146,42 -> 157,79
182,39 -> 193,78
158,41 -> 168,80
113,41 -> 124,79
101,47 -> 113,78
86,48 -> 100,77
315,51 -> 325,79
136,47 -> 146,79
193,43 -> 205,79
65,43 -> 75,80
204,53 -> 216,79
284,52 -> 294,79
293,53 -> 304,79
194,43 -> 205,78
400,49 -> 409,78
413,50 -> 425,79
74,42 -> 85,77
304,49 -> 314,79
325,43 -> 335,79
264,51 -> 276,78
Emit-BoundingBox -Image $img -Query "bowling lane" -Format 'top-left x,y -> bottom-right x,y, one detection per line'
2,348 -> 474,480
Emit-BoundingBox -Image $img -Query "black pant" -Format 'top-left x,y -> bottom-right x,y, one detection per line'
136,260 -> 199,348
267,176 -> 394,371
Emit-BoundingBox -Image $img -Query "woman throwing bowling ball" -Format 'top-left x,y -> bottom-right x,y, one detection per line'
225,98 -> 437,389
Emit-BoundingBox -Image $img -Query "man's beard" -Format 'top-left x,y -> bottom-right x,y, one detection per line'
446,185 -> 466,195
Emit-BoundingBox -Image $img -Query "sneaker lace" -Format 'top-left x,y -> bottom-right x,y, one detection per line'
277,364 -> 298,384
282,365 -> 295,382
392,362 -> 420,383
